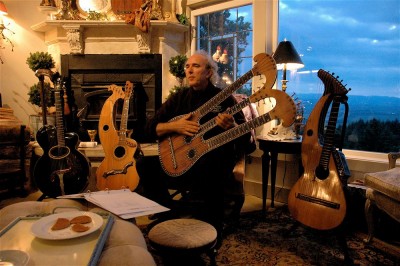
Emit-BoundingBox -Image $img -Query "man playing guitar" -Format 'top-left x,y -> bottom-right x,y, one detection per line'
138,50 -> 251,244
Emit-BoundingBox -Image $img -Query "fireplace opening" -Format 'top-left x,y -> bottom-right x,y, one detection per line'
61,54 -> 162,143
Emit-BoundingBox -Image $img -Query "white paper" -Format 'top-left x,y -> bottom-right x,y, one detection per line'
58,189 -> 169,219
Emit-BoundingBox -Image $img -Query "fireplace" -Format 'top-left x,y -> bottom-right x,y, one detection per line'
61,54 -> 162,143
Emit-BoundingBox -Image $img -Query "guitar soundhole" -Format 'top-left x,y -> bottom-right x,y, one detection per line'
184,136 -> 192,144
307,129 -> 313,136
188,149 -> 196,159
49,146 -> 70,160
103,124 -> 109,131
315,165 -> 329,180
114,146 -> 126,158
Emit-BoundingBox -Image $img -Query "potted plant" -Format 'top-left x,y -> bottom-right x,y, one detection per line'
26,51 -> 55,72
28,82 -> 55,110
168,54 -> 189,98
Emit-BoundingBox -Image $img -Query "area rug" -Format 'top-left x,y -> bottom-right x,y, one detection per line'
140,206 -> 400,266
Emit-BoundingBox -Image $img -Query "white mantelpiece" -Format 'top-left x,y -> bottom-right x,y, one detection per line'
31,20 -> 189,99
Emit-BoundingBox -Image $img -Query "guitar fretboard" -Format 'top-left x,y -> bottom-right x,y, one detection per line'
54,85 -> 66,147
206,110 -> 273,149
198,70 -> 254,117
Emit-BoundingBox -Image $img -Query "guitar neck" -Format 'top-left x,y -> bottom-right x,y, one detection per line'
319,96 -> 341,169
54,88 -> 66,147
197,70 -> 254,118
199,98 -> 251,135
119,97 -> 130,143
207,110 -> 273,149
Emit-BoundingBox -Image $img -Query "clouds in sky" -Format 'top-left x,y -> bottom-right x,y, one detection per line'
278,0 -> 400,97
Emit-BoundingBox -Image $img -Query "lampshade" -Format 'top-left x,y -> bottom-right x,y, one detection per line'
273,40 -> 304,70
0,1 -> 8,15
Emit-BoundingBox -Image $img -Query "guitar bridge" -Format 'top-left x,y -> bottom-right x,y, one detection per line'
295,193 -> 340,209
103,161 -> 134,178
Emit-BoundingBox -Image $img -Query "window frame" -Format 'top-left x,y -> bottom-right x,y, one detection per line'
187,0 -> 390,167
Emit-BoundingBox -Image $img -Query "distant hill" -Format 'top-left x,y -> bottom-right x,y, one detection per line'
296,93 -> 400,125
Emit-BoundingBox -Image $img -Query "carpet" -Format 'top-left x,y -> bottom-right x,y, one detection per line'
140,206 -> 400,266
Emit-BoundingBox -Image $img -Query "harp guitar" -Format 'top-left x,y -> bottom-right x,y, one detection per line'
158,53 -> 279,176
288,69 -> 350,230
96,81 -> 140,191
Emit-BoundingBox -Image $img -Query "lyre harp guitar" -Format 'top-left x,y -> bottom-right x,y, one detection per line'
159,53 -> 278,176
96,81 -> 140,191
34,78 -> 90,198
288,69 -> 350,230
160,88 -> 297,177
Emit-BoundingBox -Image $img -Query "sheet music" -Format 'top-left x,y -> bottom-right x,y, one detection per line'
58,189 -> 169,219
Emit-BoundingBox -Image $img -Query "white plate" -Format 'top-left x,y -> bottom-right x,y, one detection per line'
31,211 -> 103,240
0,250 -> 29,266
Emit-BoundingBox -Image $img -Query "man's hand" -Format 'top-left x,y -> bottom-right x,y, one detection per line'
173,113 -> 200,136
156,113 -> 200,137
216,113 -> 236,130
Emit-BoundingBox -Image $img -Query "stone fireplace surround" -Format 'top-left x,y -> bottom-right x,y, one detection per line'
31,19 -> 189,142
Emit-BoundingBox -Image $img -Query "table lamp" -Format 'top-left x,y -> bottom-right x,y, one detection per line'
273,40 -> 304,91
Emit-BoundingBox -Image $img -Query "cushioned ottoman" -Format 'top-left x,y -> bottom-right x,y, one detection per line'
0,199 -> 156,266
148,218 -> 218,265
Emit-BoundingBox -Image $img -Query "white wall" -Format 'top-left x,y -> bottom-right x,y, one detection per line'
1,0 -> 48,126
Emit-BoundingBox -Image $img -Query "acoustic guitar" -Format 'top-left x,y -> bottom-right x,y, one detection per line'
96,81 -> 140,191
159,53 -> 278,176
159,86 -> 297,177
288,69 -> 350,230
34,78 -> 90,197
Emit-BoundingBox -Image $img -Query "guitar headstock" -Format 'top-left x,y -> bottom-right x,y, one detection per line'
108,84 -> 125,98
124,81 -> 134,99
252,53 -> 278,91
54,77 -> 62,92
318,69 -> 350,97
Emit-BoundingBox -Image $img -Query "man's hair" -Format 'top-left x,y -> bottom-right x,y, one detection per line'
191,50 -> 220,85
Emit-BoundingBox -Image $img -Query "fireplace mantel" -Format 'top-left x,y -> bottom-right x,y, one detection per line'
31,20 -> 189,54
31,20 -> 190,99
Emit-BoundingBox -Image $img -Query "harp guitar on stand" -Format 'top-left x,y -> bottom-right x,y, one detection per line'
288,69 -> 351,230
96,81 -> 140,191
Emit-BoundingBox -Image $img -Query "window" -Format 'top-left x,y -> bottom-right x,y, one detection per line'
278,0 -> 400,153
190,0 -> 399,154
192,2 -> 253,95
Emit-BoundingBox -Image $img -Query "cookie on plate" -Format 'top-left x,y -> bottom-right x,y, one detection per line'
51,218 -> 70,230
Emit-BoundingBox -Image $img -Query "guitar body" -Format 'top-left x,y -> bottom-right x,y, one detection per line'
96,135 -> 139,191
34,132 -> 90,198
96,83 -> 140,191
288,94 -> 347,230
36,125 -> 57,152
159,131 -> 209,177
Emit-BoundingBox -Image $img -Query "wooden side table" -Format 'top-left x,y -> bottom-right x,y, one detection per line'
257,136 -> 302,213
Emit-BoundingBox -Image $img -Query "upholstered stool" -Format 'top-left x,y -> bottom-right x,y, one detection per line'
364,152 -> 400,243
148,218 -> 218,265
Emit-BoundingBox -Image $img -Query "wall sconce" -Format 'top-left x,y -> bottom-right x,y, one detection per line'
273,39 -> 304,91
0,1 -> 14,64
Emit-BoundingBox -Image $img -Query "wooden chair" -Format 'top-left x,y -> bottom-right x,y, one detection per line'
0,125 -> 28,197
364,152 -> 400,243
